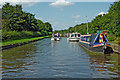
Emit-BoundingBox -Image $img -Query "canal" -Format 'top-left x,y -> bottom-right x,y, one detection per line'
2,38 -> 120,78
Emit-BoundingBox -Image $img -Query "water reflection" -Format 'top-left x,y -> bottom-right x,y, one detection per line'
2,43 -> 37,77
51,40 -> 60,48
89,53 -> 119,78
69,42 -> 80,52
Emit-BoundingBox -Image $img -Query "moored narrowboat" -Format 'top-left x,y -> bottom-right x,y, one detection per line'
67,33 -> 81,42
79,32 -> 113,54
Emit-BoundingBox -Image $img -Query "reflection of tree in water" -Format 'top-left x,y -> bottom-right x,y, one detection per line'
89,53 -> 119,78
2,43 -> 37,77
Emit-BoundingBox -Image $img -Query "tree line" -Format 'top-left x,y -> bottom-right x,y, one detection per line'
54,1 -> 120,44
1,3 -> 53,41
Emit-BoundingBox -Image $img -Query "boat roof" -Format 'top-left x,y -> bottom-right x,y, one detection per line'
71,33 -> 81,34
91,33 -> 108,45
90,34 -> 98,44
81,34 -> 92,37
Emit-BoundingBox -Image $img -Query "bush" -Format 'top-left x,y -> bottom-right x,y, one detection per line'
36,31 -> 42,36
2,30 -> 43,41
2,30 -> 22,40
48,32 -> 52,35
2,29 -> 51,41
107,33 -> 116,41
8,31 -> 21,39
115,37 -> 120,45
21,31 -> 34,38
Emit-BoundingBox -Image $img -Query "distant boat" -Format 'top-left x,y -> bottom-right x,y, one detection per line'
59,34 -> 62,39
51,33 -> 60,41
79,32 -> 113,54
66,33 -> 70,38
67,32 -> 81,42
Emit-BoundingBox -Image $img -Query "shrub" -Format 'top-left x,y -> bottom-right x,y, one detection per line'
48,32 -> 52,35
107,33 -> 116,41
21,31 -> 34,37
2,30 -> 45,41
8,31 -> 21,39
36,31 -> 42,36
115,37 -> 120,45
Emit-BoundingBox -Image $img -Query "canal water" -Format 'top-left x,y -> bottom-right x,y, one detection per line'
2,38 -> 120,78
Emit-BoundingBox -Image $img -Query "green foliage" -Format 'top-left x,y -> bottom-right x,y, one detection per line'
37,20 -> 53,35
2,36 -> 50,46
48,32 -> 52,35
2,30 -> 44,41
2,3 -> 53,41
115,37 -> 120,44
89,1 -> 120,36
107,33 -> 116,41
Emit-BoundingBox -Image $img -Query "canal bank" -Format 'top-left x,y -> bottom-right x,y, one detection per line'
1,36 -> 50,50
110,43 -> 120,54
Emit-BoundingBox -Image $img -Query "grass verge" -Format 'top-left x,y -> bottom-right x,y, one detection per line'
1,36 -> 50,46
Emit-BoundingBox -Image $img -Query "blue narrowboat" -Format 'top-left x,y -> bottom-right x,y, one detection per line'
79,32 -> 113,54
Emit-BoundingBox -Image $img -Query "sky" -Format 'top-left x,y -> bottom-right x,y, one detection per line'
0,0 -> 115,30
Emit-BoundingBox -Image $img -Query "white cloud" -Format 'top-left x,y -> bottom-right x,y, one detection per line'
0,0 -> 41,8
72,15 -> 81,18
97,12 -> 108,16
0,0 -> 41,3
36,17 -> 43,21
97,12 -> 105,16
0,0 -> 114,8
49,0 -> 74,8
74,20 -> 81,23
74,20 -> 79,23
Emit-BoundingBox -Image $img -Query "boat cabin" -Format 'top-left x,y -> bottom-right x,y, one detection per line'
67,33 -> 81,42
70,33 -> 81,38
80,31 -> 113,54
80,33 -> 109,47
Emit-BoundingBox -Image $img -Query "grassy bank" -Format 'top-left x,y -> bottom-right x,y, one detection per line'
1,36 -> 50,46
1,30 -> 52,47
2,30 -> 52,41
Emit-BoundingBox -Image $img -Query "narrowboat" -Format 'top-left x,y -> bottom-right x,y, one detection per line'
67,33 -> 81,42
51,33 -> 60,41
79,32 -> 113,54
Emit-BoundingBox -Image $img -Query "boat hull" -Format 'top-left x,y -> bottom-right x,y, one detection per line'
79,42 -> 113,54
51,37 -> 60,41
68,38 -> 80,42
51,38 -> 54,41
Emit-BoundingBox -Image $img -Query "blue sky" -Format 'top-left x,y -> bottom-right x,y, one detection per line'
21,2 -> 113,30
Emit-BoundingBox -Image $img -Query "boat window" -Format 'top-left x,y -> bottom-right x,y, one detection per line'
81,36 -> 85,41
54,35 -> 57,37
71,34 -> 74,37
75,34 -> 77,37
78,34 -> 80,37
103,34 -> 108,42
95,35 -> 99,43
86,36 -> 91,42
